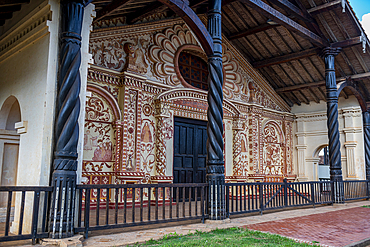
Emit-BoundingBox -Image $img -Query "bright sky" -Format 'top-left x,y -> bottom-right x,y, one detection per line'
348,0 -> 370,36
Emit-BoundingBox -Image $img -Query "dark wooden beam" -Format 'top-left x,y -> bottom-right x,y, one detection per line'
308,0 -> 341,15
276,72 -> 370,93
0,19 -> 5,26
268,0 -> 311,22
127,2 -> 166,24
239,0 -> 329,47
0,0 -> 28,6
158,0 -> 213,56
252,36 -> 364,69
0,5 -> 21,13
94,0 -> 130,22
227,23 -> 279,40
253,47 -> 321,68
0,12 -> 12,20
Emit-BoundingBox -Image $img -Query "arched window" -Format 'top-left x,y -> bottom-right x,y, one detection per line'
178,52 -> 209,90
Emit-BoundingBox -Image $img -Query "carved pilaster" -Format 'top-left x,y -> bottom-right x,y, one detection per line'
363,111 -> 370,181
232,117 -> 243,176
50,0 -> 85,238
207,0 -> 225,220
154,101 -> 170,176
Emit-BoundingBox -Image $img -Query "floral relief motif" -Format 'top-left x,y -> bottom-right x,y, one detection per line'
125,90 -> 138,171
155,114 -> 174,176
90,35 -> 150,72
262,122 -> 284,176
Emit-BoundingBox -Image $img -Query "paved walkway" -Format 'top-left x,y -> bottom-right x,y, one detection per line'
7,200 -> 370,247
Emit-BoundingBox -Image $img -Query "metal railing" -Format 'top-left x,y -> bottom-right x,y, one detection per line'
343,180 -> 370,201
75,183 -> 208,239
0,186 -> 52,244
226,180 -> 334,216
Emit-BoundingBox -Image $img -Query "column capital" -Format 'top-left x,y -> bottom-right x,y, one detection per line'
320,47 -> 342,58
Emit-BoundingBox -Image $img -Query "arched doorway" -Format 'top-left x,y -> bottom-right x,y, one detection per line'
0,96 -> 21,208
313,145 -> 330,181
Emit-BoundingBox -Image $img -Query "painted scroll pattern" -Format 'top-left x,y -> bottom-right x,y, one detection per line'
83,91 -> 116,189
140,93 -> 156,183
155,115 -> 173,176
262,122 -> 284,176
125,90 -> 138,171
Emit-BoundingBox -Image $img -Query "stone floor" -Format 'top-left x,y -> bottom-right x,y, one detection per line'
5,200 -> 370,247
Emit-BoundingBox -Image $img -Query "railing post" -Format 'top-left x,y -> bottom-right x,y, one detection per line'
206,0 -> 225,221
225,184 -> 229,218
311,182 -> 315,207
259,183 -> 263,215
49,0 -> 88,238
32,191 -> 41,244
283,179 -> 288,207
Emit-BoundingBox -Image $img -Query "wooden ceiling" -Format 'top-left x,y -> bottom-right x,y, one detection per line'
2,0 -> 370,108
0,0 -> 29,26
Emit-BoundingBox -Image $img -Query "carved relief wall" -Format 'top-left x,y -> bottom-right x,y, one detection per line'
84,18 -> 295,187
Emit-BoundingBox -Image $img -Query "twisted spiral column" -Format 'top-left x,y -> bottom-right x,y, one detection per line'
206,0 -> 225,220
363,111 -> 370,181
320,47 -> 343,202
50,0 -> 85,238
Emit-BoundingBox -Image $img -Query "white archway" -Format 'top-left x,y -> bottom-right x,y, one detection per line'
0,96 -> 21,207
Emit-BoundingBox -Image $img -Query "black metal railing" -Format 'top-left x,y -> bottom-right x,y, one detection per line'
0,186 -> 52,244
343,180 -> 370,201
226,180 -> 334,216
75,183 -> 208,239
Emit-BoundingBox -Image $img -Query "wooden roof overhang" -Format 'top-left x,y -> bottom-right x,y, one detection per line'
2,0 -> 369,109
0,0 -> 30,26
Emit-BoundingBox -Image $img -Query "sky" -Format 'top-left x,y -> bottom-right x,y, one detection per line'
348,0 -> 370,36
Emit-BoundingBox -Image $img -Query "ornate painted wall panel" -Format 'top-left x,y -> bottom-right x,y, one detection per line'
83,18 -> 295,187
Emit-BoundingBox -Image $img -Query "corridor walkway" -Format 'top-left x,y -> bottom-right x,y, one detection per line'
10,200 -> 370,247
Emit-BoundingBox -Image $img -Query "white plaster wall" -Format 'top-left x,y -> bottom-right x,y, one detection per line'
292,96 -> 365,181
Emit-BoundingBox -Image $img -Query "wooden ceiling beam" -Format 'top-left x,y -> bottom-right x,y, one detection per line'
227,23 -> 279,40
268,0 -> 311,22
252,36 -> 364,69
307,0 -> 341,15
0,5 -> 21,13
253,47 -> 321,68
0,0 -> 28,6
0,12 -> 12,20
275,72 -> 370,93
127,2 -> 166,24
239,0 -> 329,47
94,0 -> 131,22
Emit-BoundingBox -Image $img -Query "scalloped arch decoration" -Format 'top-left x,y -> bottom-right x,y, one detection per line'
149,25 -> 243,100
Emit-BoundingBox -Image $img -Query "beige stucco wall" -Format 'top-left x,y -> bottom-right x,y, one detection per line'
292,96 -> 365,181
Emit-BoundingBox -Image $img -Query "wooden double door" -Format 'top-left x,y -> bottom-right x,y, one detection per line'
173,117 -> 207,185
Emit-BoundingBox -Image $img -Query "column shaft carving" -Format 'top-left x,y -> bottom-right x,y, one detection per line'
206,0 -> 225,220
321,47 -> 343,182
50,0 -> 85,238
363,111 -> 370,180
321,47 -> 343,202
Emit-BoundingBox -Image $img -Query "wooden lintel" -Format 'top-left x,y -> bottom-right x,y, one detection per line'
0,0 -> 28,6
308,0 -> 341,15
253,47 -> 321,69
252,36 -> 363,69
94,0 -> 131,22
240,0 -> 329,47
227,23 -> 279,40
276,72 -> 370,93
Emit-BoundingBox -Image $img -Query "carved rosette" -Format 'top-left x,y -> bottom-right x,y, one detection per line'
321,47 -> 343,182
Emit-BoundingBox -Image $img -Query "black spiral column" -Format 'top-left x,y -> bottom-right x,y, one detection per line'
320,47 -> 343,203
49,0 -> 85,238
363,111 -> 370,181
206,0 -> 225,220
